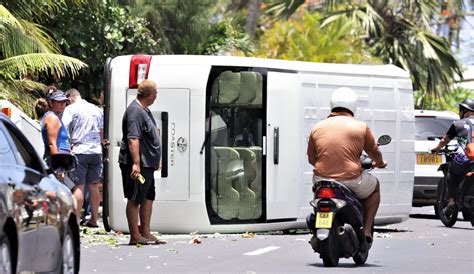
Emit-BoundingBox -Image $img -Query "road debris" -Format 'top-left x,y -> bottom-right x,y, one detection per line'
241,232 -> 256,238
189,238 -> 202,244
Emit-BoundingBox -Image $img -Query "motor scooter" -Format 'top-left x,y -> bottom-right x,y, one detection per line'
435,145 -> 474,227
306,135 -> 391,267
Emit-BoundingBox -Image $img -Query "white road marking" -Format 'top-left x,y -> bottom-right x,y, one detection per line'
244,246 -> 281,256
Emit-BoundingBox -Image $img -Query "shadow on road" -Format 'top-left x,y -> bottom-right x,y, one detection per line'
374,228 -> 412,233
409,213 -> 439,220
308,262 -> 382,268
441,225 -> 474,231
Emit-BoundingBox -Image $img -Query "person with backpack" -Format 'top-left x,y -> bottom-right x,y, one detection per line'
431,98 -> 474,215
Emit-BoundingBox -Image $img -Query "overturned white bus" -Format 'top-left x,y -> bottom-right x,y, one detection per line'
103,55 -> 415,233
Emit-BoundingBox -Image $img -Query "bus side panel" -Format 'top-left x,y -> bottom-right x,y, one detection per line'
108,56 -> 133,232
146,63 -> 212,230
393,79 -> 415,222
298,73 -> 414,224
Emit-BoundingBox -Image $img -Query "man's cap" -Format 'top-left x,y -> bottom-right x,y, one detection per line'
48,90 -> 69,101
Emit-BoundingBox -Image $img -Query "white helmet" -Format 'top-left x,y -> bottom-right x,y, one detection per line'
330,87 -> 357,115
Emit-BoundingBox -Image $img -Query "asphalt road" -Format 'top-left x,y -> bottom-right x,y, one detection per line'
80,207 -> 473,273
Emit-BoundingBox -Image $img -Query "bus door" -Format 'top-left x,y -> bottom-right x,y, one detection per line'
266,71 -> 301,220
126,88 -> 190,201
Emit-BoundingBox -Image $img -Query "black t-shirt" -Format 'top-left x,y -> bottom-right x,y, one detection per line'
118,100 -> 161,168
446,117 -> 473,142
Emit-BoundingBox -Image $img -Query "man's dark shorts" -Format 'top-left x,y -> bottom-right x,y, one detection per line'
69,154 -> 102,185
120,164 -> 156,203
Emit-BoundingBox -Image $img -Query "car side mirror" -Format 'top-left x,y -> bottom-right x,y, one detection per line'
377,135 -> 391,146
50,154 -> 76,173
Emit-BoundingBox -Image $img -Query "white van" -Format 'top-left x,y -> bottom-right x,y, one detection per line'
0,100 -> 44,157
103,55 -> 415,233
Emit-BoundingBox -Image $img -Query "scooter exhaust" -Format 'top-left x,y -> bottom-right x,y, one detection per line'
337,224 -> 359,258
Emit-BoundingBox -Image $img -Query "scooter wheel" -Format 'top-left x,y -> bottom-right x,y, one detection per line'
320,223 -> 340,267
436,177 -> 458,227
461,208 -> 471,221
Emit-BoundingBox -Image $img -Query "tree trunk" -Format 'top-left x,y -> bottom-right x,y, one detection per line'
245,0 -> 261,37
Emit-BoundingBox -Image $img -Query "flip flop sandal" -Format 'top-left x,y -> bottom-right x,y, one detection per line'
149,239 -> 167,245
144,235 -> 167,245
129,237 -> 150,246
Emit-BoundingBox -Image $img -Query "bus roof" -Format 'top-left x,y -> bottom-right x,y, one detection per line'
114,55 -> 410,79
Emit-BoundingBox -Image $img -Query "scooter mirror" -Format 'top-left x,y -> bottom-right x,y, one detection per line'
377,135 -> 391,146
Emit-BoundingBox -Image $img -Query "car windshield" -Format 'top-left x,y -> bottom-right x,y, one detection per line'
415,117 -> 455,140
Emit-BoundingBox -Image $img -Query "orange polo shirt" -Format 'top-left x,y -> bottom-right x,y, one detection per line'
307,112 -> 383,180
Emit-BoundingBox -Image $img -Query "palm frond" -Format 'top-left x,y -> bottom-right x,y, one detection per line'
18,19 -> 61,53
1,53 -> 87,79
264,0 -> 306,19
0,78 -> 45,117
0,6 -> 61,58
2,1 -> 87,23
398,0 -> 437,29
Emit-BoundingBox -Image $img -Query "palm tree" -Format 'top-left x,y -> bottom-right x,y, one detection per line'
0,3 -> 86,116
263,0 -> 464,97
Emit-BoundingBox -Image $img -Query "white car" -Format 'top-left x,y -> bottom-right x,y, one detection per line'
413,110 -> 459,211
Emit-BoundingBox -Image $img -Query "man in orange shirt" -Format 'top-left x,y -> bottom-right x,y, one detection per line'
306,87 -> 387,242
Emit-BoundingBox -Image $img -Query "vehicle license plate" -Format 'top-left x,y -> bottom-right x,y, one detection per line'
416,153 -> 442,165
315,212 -> 333,228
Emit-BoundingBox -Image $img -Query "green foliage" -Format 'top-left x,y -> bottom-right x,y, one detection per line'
254,12 -> 374,63
0,3 -> 86,117
414,87 -> 474,112
43,0 -> 157,96
200,20 -> 253,55
122,0 -> 252,55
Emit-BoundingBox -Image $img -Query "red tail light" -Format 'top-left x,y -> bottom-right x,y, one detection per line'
317,188 -> 336,198
129,55 -> 152,88
319,207 -> 331,212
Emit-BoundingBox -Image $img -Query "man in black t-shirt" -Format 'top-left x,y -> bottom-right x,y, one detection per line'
431,99 -> 474,215
119,79 -> 164,245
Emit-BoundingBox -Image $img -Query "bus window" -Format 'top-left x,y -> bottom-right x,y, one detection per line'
208,69 -> 264,223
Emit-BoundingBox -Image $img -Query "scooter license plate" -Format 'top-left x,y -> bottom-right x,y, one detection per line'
315,212 -> 333,228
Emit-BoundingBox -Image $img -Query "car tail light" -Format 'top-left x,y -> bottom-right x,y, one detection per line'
129,55 -> 152,88
317,188 -> 336,198
1,107 -> 11,118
